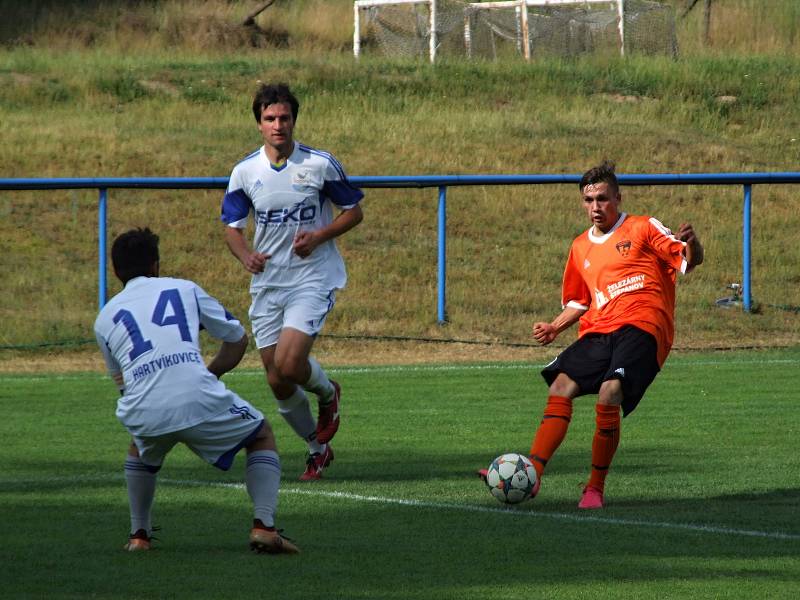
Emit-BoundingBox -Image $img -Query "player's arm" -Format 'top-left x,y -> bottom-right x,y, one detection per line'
293,203 -> 364,259
206,332 -> 249,379
94,328 -> 126,393
532,305 -> 586,346
677,222 -> 704,269
194,283 -> 249,378
224,226 -> 269,274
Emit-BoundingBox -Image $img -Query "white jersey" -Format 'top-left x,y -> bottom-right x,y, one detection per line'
94,276 -> 247,437
221,141 -> 363,291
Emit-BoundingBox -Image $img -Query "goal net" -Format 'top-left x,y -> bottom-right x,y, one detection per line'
355,0 -> 678,61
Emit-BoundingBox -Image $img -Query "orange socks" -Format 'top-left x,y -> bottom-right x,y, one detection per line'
587,403 -> 621,492
529,395 -> 573,478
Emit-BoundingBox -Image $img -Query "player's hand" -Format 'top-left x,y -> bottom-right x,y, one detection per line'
532,322 -> 557,346
293,230 -> 321,258
677,222 -> 697,244
243,251 -> 269,274
678,222 -> 704,267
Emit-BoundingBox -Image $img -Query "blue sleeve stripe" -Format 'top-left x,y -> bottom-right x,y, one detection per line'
322,152 -> 346,179
322,179 -> 364,208
220,188 -> 252,224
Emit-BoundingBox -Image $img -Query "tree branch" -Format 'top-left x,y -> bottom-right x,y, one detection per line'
242,0 -> 280,27
680,0 -> 701,19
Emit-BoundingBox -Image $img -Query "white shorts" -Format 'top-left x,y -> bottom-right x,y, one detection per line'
133,400 -> 265,472
249,286 -> 336,349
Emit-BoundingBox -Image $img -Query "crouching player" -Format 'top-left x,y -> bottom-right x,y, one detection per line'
94,227 -> 298,554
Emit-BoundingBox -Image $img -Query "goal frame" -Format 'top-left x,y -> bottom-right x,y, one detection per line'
354,0 -> 626,62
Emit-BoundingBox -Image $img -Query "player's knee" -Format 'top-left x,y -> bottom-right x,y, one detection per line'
549,373 -> 579,398
247,422 -> 277,452
266,367 -> 285,389
598,379 -> 624,405
127,441 -> 140,457
273,356 -> 306,384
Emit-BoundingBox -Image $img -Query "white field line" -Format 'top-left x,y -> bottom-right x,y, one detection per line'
7,474 -> 796,541
2,356 -> 799,383
187,480 -> 800,541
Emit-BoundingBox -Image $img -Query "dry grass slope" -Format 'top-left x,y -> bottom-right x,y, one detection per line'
1,0 -> 798,370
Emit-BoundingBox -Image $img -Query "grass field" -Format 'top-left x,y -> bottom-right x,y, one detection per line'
2,348 -> 798,599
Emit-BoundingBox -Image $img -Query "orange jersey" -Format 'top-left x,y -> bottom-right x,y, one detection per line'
562,213 -> 688,367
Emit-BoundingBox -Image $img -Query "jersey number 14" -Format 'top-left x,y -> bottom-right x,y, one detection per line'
113,289 -> 192,361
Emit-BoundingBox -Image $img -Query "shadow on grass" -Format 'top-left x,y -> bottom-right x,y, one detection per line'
1,481 -> 798,600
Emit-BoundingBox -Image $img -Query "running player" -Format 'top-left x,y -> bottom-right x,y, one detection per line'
94,227 -> 299,554
221,83 -> 364,481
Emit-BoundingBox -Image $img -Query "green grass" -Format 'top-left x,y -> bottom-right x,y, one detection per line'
1,349 -> 799,599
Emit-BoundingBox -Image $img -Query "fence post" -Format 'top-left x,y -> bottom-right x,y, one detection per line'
742,184 -> 752,312
98,188 -> 108,309
437,185 -> 448,323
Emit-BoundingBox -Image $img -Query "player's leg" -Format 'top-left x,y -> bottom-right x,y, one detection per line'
180,401 -> 299,554
580,380 -> 623,510
479,372 -> 578,488
261,341 -> 322,448
273,328 -> 339,442
123,437 -> 170,551
251,290 -> 327,455
279,288 -> 340,444
580,326 -> 660,509
261,339 -> 334,481
528,373 -> 580,479
244,423 -> 300,554
531,336 -> 609,480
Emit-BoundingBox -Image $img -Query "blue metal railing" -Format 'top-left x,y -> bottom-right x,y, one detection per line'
4,172 -> 799,318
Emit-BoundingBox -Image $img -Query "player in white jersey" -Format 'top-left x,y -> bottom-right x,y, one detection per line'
94,227 -> 299,554
221,83 -> 364,481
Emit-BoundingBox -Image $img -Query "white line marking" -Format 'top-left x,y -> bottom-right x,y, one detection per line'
3,356 -> 798,383
166,480 -> 800,541
5,474 -> 798,540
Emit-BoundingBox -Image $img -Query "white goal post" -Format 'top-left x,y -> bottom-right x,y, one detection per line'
355,0 -> 441,63
354,0 -> 626,62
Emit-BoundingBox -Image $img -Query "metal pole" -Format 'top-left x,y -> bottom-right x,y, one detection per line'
98,188 -> 108,309
742,184 -> 752,312
618,0 -> 625,56
437,185 -> 448,323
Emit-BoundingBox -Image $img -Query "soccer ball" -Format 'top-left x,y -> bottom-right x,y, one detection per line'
485,453 -> 538,504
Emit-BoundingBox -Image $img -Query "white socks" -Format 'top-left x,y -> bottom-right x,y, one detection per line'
276,387 -> 324,454
246,450 -> 281,527
124,456 -> 157,535
304,356 -> 335,404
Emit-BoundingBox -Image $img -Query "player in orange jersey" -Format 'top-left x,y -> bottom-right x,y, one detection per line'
530,161 -> 704,509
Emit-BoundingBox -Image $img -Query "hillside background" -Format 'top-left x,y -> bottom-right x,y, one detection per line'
1,0 -> 798,370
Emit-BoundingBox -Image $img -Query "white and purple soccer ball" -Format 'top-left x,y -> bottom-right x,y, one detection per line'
485,453 -> 538,504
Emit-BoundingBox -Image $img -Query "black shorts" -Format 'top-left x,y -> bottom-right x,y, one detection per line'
541,325 -> 660,417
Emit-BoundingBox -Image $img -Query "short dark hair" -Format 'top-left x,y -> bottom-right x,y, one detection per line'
579,160 -> 619,195
111,227 -> 159,284
252,83 -> 299,122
